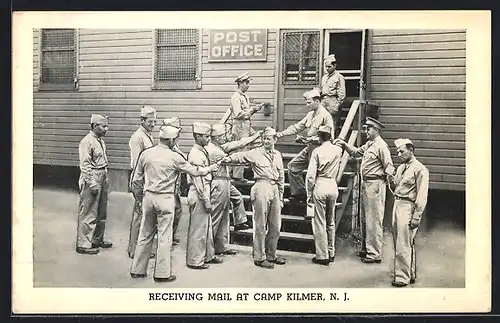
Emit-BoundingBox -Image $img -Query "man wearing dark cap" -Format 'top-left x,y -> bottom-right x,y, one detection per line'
76,114 -> 112,255
335,117 -> 395,264
389,138 -> 429,287
221,72 -> 264,184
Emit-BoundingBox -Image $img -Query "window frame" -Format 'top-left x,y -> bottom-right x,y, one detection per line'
151,29 -> 203,91
38,28 -> 79,92
281,30 -> 321,85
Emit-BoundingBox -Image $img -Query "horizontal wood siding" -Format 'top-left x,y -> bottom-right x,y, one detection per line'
33,29 -> 40,91
33,29 -> 277,170
369,29 -> 466,191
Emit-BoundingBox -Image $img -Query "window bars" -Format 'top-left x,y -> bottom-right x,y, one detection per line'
40,29 -> 77,87
282,31 -> 320,85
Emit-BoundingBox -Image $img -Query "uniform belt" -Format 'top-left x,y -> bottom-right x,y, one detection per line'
321,94 -> 338,98
362,175 -> 385,181
92,167 -> 107,171
213,176 -> 232,180
395,195 -> 415,203
255,178 -> 279,185
145,190 -> 175,195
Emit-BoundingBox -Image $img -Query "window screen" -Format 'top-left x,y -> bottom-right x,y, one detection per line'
282,31 -> 320,84
154,29 -> 200,87
40,29 -> 77,88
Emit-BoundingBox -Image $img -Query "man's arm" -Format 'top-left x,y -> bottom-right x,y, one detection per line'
129,135 -> 144,170
130,153 -> 145,197
221,131 -> 261,153
379,144 -> 396,176
174,154 -> 218,176
188,151 -> 211,203
79,139 -> 99,191
337,74 -> 346,103
411,167 -> 430,224
277,115 -> 308,138
305,150 -> 319,201
224,149 -> 255,165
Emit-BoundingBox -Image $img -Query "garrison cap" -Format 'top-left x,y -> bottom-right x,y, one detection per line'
211,124 -> 226,137
324,54 -> 337,64
318,125 -> 332,134
162,117 -> 181,128
303,88 -> 322,100
140,105 -> 157,119
159,125 -> 181,139
262,127 -> 277,137
364,117 -> 385,130
394,138 -> 414,149
235,72 -> 252,83
90,114 -> 109,125
192,122 -> 212,135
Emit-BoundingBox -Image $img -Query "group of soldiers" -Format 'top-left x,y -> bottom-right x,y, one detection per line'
74,54 -> 429,288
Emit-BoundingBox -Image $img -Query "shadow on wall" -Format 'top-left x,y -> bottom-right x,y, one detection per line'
383,189 -> 465,232
33,164 -> 80,192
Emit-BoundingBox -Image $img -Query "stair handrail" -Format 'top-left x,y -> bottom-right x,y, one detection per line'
337,99 -> 360,141
336,130 -> 358,183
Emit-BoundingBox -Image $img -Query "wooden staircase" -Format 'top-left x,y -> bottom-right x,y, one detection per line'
229,100 -> 363,254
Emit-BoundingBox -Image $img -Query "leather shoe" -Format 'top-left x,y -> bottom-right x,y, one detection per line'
410,279 -> 416,284
312,257 -> 329,266
130,273 -> 146,278
268,257 -> 286,265
76,247 -> 99,255
254,260 -> 274,269
356,251 -> 366,258
187,264 -> 210,270
216,249 -> 237,256
361,258 -> 382,264
234,223 -> 251,231
329,256 -> 335,263
149,253 -> 156,259
392,281 -> 408,288
92,241 -> 113,248
154,275 -> 177,283
205,256 -> 223,264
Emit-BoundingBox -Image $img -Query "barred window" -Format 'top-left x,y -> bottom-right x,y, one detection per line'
40,29 -> 78,90
282,31 -> 320,85
153,29 -> 201,90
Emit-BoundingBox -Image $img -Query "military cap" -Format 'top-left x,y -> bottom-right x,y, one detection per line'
140,105 -> 157,119
159,125 -> 181,139
90,114 -> 109,125
324,54 -> 337,64
303,88 -> 322,100
163,117 -> 181,128
192,122 -> 212,135
262,127 -> 277,137
318,125 -> 332,134
211,124 -> 226,137
394,138 -> 414,149
235,72 -> 252,83
364,117 -> 385,130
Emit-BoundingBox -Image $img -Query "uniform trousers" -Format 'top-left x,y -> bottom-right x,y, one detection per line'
392,198 -> 418,284
360,178 -> 387,261
311,178 -> 338,260
211,178 -> 231,253
288,143 -> 319,197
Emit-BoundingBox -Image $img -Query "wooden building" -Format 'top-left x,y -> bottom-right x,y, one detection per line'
33,28 -> 465,192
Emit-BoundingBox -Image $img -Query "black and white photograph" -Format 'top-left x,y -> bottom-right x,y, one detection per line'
12,11 -> 490,314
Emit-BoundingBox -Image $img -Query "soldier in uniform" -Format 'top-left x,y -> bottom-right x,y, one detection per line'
319,54 -> 346,136
305,125 -> 343,266
390,139 -> 429,287
186,122 -> 223,269
162,117 -> 186,246
127,105 -> 157,259
334,117 -> 395,264
220,72 -> 264,183
222,127 -> 286,269
76,114 -> 112,255
206,124 -> 262,257
276,88 -> 334,203
129,125 -> 221,282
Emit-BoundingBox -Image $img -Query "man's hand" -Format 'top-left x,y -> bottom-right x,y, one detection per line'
276,132 -> 284,139
253,130 -> 263,139
203,200 -> 212,213
89,183 -> 100,195
333,138 -> 346,147
222,156 -> 232,164
409,218 -> 420,230
208,162 -> 221,173
307,196 -> 313,205
295,135 -> 307,143
279,200 -> 284,210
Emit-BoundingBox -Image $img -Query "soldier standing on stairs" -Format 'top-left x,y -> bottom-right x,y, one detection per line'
305,125 -> 343,266
162,117 -> 186,247
222,127 -> 286,269
206,124 -> 262,257
129,125 -> 221,282
128,105 -> 158,259
334,117 -> 395,264
220,72 -> 264,184
275,88 -> 334,203
186,122 -> 224,270
389,138 -> 429,288
319,54 -> 346,137
76,114 -> 112,255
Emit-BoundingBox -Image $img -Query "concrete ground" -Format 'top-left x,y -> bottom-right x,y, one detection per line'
32,187 -> 465,288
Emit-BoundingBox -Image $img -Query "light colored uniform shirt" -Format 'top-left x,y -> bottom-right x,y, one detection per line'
230,89 -> 255,121
79,131 -> 108,185
306,141 -> 343,195
393,156 -> 430,221
187,144 -> 212,202
129,126 -> 155,169
205,136 -> 256,179
353,136 -> 394,177
131,143 -> 209,195
320,71 -> 346,102
225,147 -> 285,201
280,106 -> 334,139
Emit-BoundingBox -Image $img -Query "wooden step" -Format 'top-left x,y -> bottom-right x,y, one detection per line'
230,227 -> 314,242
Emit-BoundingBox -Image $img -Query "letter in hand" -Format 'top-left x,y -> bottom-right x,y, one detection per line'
409,218 -> 420,230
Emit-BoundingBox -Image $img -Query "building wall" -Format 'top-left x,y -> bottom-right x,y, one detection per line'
33,29 -> 277,175
368,29 -> 466,191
